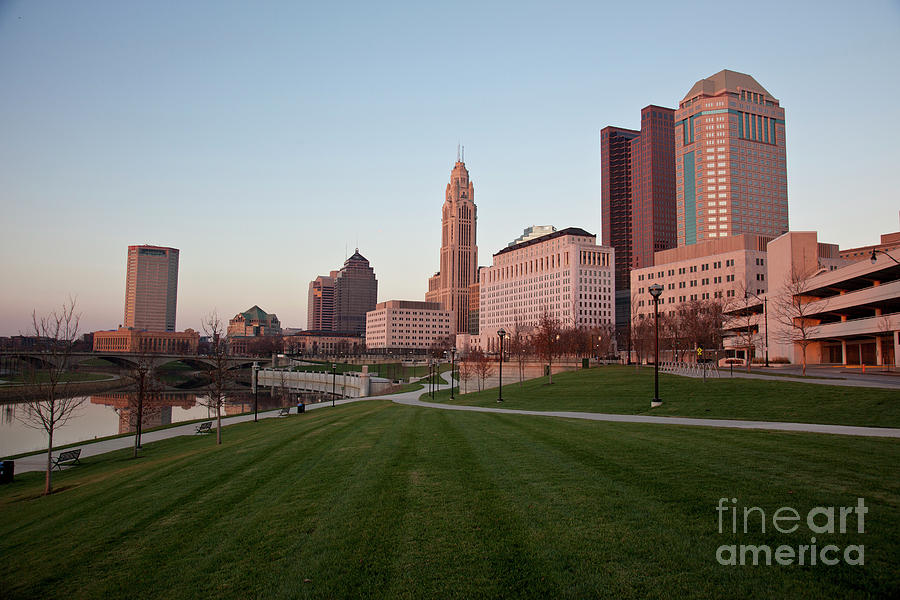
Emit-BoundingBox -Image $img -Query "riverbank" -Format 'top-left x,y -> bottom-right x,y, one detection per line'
0,375 -> 126,402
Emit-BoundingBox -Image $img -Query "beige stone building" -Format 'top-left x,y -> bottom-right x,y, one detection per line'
478,227 -> 614,351
228,305 -> 282,337
124,245 -> 179,332
365,301 -> 453,352
93,327 -> 199,354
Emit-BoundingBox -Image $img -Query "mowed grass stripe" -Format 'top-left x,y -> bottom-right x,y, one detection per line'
1,401 -> 898,599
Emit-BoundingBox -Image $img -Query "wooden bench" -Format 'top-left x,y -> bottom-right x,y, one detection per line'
278,407 -> 291,417
52,449 -> 81,470
195,421 -> 213,434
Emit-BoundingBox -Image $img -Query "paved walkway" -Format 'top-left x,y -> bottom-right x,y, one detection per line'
716,369 -> 900,389
11,370 -> 900,473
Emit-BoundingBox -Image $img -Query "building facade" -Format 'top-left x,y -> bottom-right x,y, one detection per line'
307,272 -> 337,330
675,70 -> 788,246
227,305 -> 282,337
281,331 -> 365,356
124,245 -> 179,332
365,300 -> 453,352
425,156 -> 478,335
478,228 -> 615,351
93,327 -> 199,354
601,105 -> 676,335
333,250 -> 378,335
630,234 -> 774,321
840,230 -> 900,263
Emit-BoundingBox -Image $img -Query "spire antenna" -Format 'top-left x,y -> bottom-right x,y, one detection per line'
462,145 -> 465,162
457,142 -> 460,162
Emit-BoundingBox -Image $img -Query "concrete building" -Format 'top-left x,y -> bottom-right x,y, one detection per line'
227,305 -> 282,337
334,249 -> 378,336
124,245 -> 179,332
426,154 -> 478,335
365,300 -> 453,352
675,70 -> 788,245
601,106 -> 676,335
93,327 -> 199,354
307,272 -> 337,330
631,234 -> 774,321
508,226 -> 557,247
479,228 -> 615,351
282,331 -> 364,356
726,232 -> 896,367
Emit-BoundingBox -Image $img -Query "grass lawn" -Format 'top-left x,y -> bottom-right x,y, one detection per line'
0,401 -> 897,599
443,366 -> 900,428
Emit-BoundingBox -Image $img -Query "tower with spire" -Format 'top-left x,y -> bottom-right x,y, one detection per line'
426,153 -> 478,335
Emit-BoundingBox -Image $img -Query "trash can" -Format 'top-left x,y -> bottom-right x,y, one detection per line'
582,358 -> 589,369
296,403 -> 305,414
544,365 -> 550,377
0,461 -> 13,484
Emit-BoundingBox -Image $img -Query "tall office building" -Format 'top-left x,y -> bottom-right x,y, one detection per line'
601,105 -> 676,333
307,272 -> 337,330
334,249 -> 378,335
124,245 -> 179,332
425,153 -> 478,334
675,69 -> 788,246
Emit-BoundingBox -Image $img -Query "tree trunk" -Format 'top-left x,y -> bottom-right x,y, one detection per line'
45,421 -> 54,496
216,403 -> 222,445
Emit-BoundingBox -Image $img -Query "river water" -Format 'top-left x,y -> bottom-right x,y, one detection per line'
0,390 -> 289,457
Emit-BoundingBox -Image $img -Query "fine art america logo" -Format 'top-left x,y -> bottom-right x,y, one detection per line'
715,497 -> 867,566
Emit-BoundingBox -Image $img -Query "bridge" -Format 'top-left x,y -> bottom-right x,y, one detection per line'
256,367 -> 393,399
0,351 -> 268,372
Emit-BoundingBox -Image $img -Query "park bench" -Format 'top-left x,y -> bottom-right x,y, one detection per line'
52,449 -> 81,470
195,421 -> 213,434
278,407 -> 291,417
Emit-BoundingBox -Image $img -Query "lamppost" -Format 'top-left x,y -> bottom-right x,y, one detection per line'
497,329 -> 507,403
252,361 -> 259,422
450,347 -> 457,400
649,284 -> 664,407
429,359 -> 435,400
332,362 -> 336,407
744,291 -> 769,368
871,249 -> 900,265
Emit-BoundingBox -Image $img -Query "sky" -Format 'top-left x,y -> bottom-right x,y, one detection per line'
1,0 -> 898,336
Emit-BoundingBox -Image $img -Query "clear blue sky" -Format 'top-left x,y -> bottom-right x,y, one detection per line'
1,0 -> 898,336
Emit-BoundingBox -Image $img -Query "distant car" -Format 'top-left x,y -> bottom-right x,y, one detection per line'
718,357 -> 746,367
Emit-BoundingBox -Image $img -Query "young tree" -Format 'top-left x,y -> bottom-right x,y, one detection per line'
16,298 -> 85,495
201,312 -> 230,444
772,270 -> 827,376
534,310 -> 561,383
509,319 -> 532,385
458,355 -> 474,394
726,289 -> 759,371
122,348 -> 162,458
469,348 -> 494,391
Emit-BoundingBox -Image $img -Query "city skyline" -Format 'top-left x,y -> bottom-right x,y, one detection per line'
1,1 -> 899,336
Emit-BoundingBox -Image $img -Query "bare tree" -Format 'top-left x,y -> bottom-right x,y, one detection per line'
16,298 -> 84,495
458,355 -> 474,394
594,325 -> 614,359
201,312 -> 230,444
510,319 -> 532,385
726,288 -> 759,371
122,348 -> 162,458
772,270 -> 827,376
534,310 -> 561,383
469,348 -> 494,391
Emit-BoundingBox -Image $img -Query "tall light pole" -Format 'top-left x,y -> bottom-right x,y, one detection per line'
497,329 -> 507,403
744,291 -> 769,368
450,347 -> 457,400
649,284 -> 663,407
332,362 -> 336,407
252,361 -> 259,422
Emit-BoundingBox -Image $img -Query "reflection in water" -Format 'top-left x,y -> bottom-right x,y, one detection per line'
0,389 -> 303,457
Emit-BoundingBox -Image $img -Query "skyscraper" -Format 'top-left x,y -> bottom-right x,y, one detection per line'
601,105 -> 676,334
307,272 -> 337,330
334,250 -> 378,335
124,245 -> 179,332
425,153 -> 478,334
675,69 -> 788,245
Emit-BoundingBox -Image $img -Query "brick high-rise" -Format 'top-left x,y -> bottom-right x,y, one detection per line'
307,272 -> 337,330
334,249 -> 378,336
124,245 -> 179,332
675,69 -> 788,245
426,153 -> 478,334
601,105 -> 676,333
